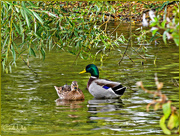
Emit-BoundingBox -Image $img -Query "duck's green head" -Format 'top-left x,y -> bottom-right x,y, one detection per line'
79,64 -> 99,78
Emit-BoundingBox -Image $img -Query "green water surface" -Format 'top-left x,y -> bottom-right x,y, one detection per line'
1,23 -> 179,135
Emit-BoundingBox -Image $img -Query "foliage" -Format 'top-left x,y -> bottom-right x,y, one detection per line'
1,1 -> 127,73
1,1 -> 178,74
136,74 -> 179,135
140,2 -> 179,46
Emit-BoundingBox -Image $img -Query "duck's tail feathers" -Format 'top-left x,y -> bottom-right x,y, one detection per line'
54,86 -> 58,92
112,84 -> 126,95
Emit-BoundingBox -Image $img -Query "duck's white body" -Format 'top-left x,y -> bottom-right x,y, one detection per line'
87,76 -> 126,99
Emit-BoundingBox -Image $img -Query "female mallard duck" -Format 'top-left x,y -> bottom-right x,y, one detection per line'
80,64 -> 126,99
54,81 -> 84,100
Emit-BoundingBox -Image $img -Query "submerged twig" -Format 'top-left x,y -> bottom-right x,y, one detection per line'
72,50 -> 81,66
131,46 -> 146,60
125,52 -> 135,64
171,79 -> 179,87
118,2 -> 132,66
21,57 -> 38,76
118,44 -> 128,65
15,51 -> 38,76
110,22 -> 121,36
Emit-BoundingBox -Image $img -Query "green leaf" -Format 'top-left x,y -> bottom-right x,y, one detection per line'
167,113 -> 179,129
158,1 -> 169,12
11,44 -> 16,62
100,35 -> 106,44
21,1 -> 25,7
2,36 -> 9,49
74,30 -> 78,37
17,49 -> 26,58
163,31 -> 167,44
24,10 -> 30,28
29,48 -> 36,57
32,11 -> 44,25
42,11 -> 57,18
173,38 -> 179,46
23,7 -> 33,15
40,47 -> 45,60
19,20 -> 23,34
15,6 -> 19,13
13,23 -> 20,34
66,17 -> 74,27
27,1 -> 36,7
34,19 -> 37,33
161,20 -> 166,28
152,28 -> 158,36
162,102 -> 171,119
149,34 -> 160,42
60,8 -> 68,13
160,115 -> 171,135
20,8 -> 25,18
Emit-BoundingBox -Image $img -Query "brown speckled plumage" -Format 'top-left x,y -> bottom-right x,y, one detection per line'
54,81 -> 84,100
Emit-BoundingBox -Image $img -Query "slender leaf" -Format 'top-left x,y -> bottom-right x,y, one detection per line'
2,36 -> 9,49
29,48 -> 36,57
32,10 -> 44,25
13,23 -> 20,34
40,47 -> 45,60
27,1 -> 36,7
24,10 -> 30,28
66,17 -> 74,27
163,31 -> 167,44
42,11 -> 58,18
20,8 -> 25,18
11,44 -> 16,62
160,115 -> 171,135
19,20 -> 23,34
74,30 -> 78,37
161,20 -> 166,28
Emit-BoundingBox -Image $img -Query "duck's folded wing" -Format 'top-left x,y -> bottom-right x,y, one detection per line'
94,79 -> 126,95
94,79 -> 120,88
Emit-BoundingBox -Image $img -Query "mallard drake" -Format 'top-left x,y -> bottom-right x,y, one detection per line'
54,81 -> 84,100
79,64 -> 126,99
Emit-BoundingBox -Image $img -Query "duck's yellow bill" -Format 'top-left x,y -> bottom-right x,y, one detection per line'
79,69 -> 86,74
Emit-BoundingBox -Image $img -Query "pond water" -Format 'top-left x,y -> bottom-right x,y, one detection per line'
1,22 -> 179,135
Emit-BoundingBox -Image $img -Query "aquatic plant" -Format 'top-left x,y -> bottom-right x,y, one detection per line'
136,74 -> 179,135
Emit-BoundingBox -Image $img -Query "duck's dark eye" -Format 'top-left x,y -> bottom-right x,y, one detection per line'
74,87 -> 77,89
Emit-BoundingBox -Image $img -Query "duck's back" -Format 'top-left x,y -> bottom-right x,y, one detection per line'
54,86 -> 84,100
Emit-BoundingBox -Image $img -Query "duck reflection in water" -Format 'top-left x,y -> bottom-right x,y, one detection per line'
55,98 -> 84,110
87,98 -> 124,113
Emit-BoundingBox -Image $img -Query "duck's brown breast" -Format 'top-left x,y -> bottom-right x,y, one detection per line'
63,89 -> 84,100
